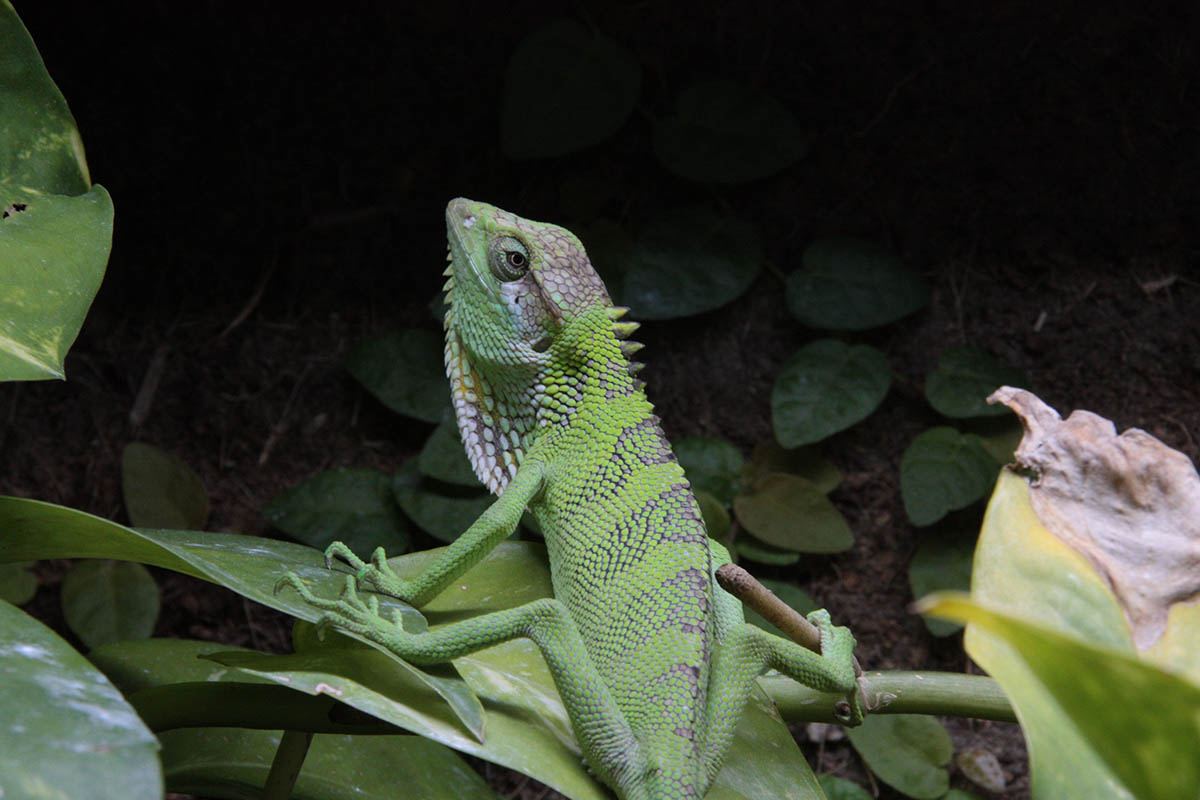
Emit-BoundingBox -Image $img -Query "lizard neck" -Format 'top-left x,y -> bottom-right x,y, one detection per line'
446,303 -> 644,494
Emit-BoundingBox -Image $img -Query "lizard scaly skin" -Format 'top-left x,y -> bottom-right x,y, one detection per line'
280,199 -> 862,799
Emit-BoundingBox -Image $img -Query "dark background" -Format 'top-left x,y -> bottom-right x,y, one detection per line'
7,2 -> 1200,798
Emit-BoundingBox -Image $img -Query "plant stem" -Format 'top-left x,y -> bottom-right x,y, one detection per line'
263,729 -> 314,800
762,670 -> 1016,723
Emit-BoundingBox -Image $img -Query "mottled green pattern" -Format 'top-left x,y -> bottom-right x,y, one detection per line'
281,199 -> 861,799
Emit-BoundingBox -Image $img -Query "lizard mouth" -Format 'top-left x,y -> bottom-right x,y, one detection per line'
445,197 -> 500,302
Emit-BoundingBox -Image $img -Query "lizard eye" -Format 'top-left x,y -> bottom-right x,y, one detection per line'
489,237 -> 530,282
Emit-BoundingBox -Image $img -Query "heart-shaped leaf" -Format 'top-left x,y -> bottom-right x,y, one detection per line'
0,598 -> 160,799
785,237 -> 928,331
734,473 -> 853,553
346,329 -> 447,423
734,534 -> 801,566
925,347 -> 1029,418
61,559 -> 160,649
900,427 -> 999,526
501,19 -> 640,159
743,440 -> 841,494
676,436 -> 744,505
844,714 -> 952,799
122,442 -> 210,529
907,527 -> 976,636
0,560 -> 37,604
393,460 -> 493,543
817,775 -> 872,800
654,80 -> 807,183
772,339 -> 892,447
264,467 -> 410,554
419,418 -> 482,488
619,207 -> 761,320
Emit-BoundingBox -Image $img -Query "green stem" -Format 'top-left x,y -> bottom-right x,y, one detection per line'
762,670 -> 1016,723
263,729 -> 314,800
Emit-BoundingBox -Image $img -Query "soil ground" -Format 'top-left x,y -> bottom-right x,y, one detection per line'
6,3 -> 1198,799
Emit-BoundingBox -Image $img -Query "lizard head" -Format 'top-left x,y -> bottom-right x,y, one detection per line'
442,198 -> 642,492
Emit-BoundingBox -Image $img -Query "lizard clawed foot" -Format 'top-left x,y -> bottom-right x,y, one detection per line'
279,572 -> 395,641
322,541 -> 410,599
806,609 -> 866,726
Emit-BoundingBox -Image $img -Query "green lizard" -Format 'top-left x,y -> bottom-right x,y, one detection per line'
279,198 -> 862,799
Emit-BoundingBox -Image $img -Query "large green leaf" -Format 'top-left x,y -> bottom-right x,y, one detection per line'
923,388 -> 1200,800
844,714 -> 952,799
345,328 -> 448,422
923,593 -> 1200,800
899,427 -> 999,526
61,559 -> 161,649
161,728 -> 497,800
0,2 -> 90,200
653,80 -> 808,183
501,18 -> 640,159
0,4 -> 111,382
0,498 -> 827,800
122,442 -> 210,529
924,347 -> 1029,418
264,467 -> 411,554
743,440 -> 841,495
771,339 -> 891,447
0,496 -> 483,738
785,237 -> 928,330
0,599 -> 161,799
733,473 -> 853,553
0,185 -> 112,381
620,206 -> 762,320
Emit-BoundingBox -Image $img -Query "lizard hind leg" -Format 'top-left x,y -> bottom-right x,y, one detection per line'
699,614 -> 861,785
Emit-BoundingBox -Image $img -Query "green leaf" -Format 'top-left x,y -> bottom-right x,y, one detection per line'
734,534 -> 801,566
844,714 -> 952,799
0,2 -> 91,200
620,207 -> 761,320
695,490 -> 731,540
943,791 -> 986,800
734,473 -> 853,553
89,637 -> 262,691
264,467 -> 410,554
0,185 -> 113,381
908,528 -> 976,637
393,460 -> 493,543
161,728 -> 497,800
817,774 -> 872,800
676,436 -> 744,505
0,599 -> 160,799
900,427 -> 999,526
743,440 -> 841,494
654,80 -> 807,183
346,328 -> 447,423
0,560 -> 36,604
785,237 -> 928,330
923,593 -> 1200,800
0,496 -> 484,738
418,417 -> 482,487
742,579 -> 816,634
60,559 -> 160,649
501,18 -> 640,159
925,346 -> 1029,418
121,442 -> 210,529
771,340 -> 892,447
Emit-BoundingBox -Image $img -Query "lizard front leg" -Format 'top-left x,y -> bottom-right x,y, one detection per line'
276,572 -> 654,799
310,460 -> 546,607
